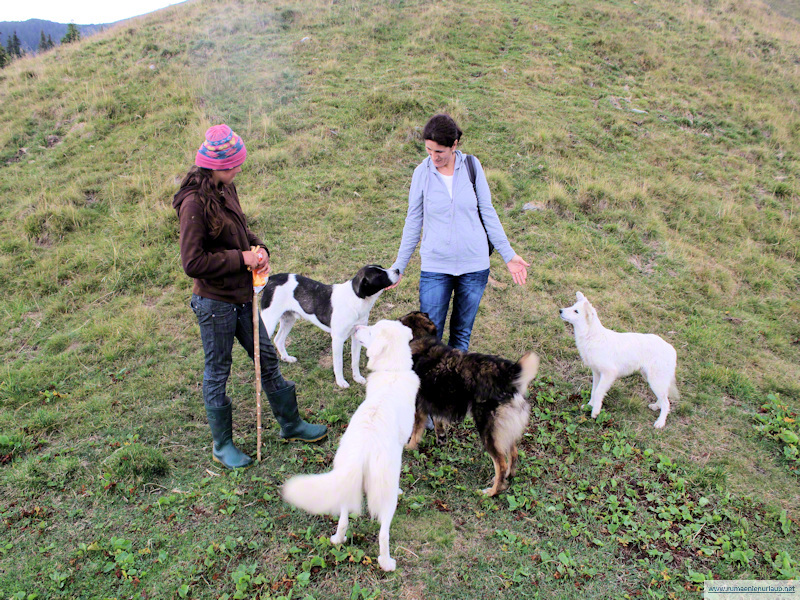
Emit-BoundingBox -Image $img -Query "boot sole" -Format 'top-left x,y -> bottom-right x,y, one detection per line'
212,455 -> 254,470
281,433 -> 328,443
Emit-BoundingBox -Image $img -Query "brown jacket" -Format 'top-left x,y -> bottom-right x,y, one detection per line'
173,182 -> 267,304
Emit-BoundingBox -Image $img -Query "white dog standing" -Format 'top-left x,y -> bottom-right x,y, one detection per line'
560,292 -> 679,428
260,265 -> 400,388
282,320 -> 419,571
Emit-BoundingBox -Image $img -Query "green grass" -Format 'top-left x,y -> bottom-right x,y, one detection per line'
1,0 -> 799,597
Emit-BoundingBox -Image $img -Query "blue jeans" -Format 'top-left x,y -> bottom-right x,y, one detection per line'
419,269 -> 489,351
190,294 -> 287,408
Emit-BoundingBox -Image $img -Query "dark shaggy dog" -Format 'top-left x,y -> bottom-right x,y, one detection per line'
398,311 -> 539,496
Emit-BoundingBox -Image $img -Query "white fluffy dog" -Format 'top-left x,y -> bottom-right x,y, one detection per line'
282,320 -> 419,571
560,292 -> 679,429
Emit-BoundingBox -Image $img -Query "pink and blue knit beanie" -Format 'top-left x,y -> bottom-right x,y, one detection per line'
195,124 -> 247,170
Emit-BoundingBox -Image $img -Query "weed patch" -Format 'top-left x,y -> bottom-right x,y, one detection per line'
754,393 -> 800,474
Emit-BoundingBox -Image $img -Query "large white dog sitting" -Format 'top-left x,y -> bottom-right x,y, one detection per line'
260,265 -> 400,388
560,292 -> 679,429
282,320 -> 419,571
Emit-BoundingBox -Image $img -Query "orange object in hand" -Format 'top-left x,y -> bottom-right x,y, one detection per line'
250,246 -> 268,289
253,270 -> 267,288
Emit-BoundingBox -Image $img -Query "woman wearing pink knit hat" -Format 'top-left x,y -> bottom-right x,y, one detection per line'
173,125 -> 327,469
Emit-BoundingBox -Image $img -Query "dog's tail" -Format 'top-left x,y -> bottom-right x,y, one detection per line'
668,377 -> 680,401
514,352 -> 540,395
282,466 -> 363,517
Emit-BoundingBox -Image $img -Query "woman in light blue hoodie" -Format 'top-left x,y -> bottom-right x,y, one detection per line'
390,114 -> 530,351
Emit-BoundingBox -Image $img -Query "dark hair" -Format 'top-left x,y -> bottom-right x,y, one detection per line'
178,166 -> 229,238
422,114 -> 462,148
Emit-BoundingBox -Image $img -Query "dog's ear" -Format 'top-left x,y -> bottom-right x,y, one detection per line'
354,266 -> 392,298
366,327 -> 391,362
583,300 -> 596,325
352,270 -> 367,296
421,314 -> 438,337
576,291 -> 585,301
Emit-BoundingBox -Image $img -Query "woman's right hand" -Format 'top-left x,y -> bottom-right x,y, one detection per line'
242,250 -> 262,270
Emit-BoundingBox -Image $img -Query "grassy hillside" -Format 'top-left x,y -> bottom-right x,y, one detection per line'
1,0 -> 799,598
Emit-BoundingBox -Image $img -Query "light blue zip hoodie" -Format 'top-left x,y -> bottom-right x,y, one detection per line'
391,150 -> 516,276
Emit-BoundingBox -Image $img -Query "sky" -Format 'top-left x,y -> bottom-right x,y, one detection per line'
1,0 -> 188,25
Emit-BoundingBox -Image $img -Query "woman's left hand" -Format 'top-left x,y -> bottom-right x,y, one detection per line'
255,248 -> 270,276
386,274 -> 402,290
255,260 -> 271,277
506,254 -> 530,286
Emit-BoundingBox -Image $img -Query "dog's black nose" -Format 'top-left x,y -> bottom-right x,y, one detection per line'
559,309 -> 563,314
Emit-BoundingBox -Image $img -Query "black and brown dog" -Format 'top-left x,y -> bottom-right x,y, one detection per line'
398,311 -> 539,496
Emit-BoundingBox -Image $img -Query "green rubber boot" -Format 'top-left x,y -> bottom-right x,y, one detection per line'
206,400 -> 253,469
267,383 -> 327,442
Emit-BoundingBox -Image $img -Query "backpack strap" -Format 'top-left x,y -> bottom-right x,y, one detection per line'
465,154 -> 494,255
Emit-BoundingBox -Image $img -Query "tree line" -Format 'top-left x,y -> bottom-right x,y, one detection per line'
0,24 -> 80,68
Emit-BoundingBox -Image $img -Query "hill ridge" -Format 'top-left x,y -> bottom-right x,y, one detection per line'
0,18 -> 110,53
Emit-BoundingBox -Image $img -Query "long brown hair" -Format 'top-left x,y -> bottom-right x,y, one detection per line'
179,166 -> 229,238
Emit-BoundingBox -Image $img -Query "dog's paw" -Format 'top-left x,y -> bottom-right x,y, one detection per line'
378,555 -> 396,572
653,419 -> 666,429
330,533 -> 346,545
335,379 -> 350,389
282,355 -> 298,363
353,374 -> 366,385
590,408 -> 601,419
648,403 -> 660,412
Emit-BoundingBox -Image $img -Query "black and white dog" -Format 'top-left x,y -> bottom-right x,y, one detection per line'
260,265 -> 400,388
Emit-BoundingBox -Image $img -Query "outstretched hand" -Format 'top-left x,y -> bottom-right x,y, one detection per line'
506,254 -> 530,286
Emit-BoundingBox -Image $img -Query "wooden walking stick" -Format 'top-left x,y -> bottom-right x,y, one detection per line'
251,247 -> 268,463
252,296 -> 262,462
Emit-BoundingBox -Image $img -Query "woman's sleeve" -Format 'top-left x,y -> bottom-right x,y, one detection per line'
179,198 -> 245,279
390,166 -> 425,274
473,157 -> 516,263
246,229 -> 269,257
